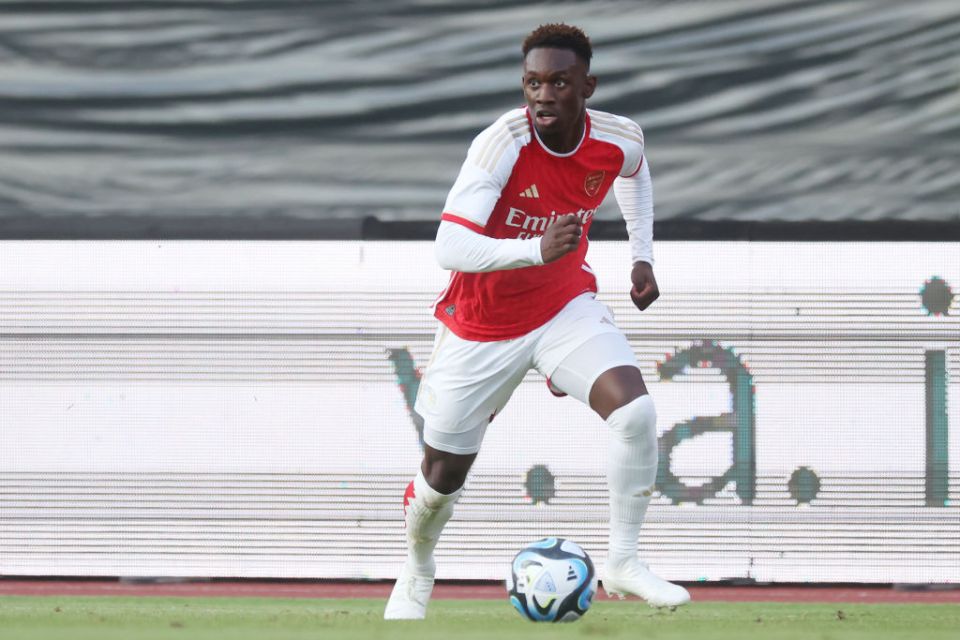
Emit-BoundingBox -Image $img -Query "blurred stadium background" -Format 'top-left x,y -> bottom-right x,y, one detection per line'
2,0 -> 959,233
0,0 -> 958,590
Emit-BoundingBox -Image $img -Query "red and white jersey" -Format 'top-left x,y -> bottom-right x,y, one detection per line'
435,107 -> 646,342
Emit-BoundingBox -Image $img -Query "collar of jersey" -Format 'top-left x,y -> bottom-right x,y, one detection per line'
526,107 -> 589,158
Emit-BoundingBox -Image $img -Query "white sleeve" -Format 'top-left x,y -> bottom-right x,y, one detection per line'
442,111 -> 527,229
613,157 -> 654,265
435,220 -> 544,273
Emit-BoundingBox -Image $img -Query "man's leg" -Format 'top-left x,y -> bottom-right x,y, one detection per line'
548,333 -> 689,608
589,366 -> 688,607
406,444 -> 476,576
384,445 -> 475,620
590,366 -> 653,564
385,325 -> 531,620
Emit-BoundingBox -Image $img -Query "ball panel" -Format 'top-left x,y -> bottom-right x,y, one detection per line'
560,538 -> 587,557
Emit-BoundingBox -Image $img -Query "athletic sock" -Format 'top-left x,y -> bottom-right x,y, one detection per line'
605,395 -> 658,569
403,469 -> 462,576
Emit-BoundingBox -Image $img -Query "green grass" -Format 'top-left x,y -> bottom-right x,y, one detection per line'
1,596 -> 958,640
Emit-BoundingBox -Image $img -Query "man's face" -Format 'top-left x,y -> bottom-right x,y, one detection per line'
522,47 -> 596,136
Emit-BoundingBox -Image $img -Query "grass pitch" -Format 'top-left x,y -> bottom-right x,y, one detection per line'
1,596 -> 958,640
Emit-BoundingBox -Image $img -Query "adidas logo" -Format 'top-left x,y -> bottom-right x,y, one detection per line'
519,184 -> 540,198
566,566 -> 577,581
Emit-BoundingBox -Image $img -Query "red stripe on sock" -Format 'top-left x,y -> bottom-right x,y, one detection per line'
402,480 -> 416,521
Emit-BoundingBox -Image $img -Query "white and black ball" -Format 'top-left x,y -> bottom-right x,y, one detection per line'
505,537 -> 598,622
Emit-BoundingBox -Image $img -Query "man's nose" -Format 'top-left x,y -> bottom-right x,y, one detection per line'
537,86 -> 556,103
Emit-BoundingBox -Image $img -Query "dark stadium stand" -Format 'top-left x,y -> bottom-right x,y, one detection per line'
1,1 -> 958,238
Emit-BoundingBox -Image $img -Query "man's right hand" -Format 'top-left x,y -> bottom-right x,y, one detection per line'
540,214 -> 582,263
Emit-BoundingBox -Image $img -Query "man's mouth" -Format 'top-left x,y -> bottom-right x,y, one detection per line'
535,109 -> 558,127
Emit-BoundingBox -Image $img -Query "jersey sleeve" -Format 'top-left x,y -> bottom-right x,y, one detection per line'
441,112 -> 526,231
613,157 -> 654,265
589,110 -> 646,177
614,116 -> 645,177
434,219 -> 543,272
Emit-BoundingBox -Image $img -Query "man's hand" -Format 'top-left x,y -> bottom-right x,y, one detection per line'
540,215 -> 582,263
630,261 -> 659,311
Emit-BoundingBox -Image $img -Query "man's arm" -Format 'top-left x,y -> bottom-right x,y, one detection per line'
613,158 -> 659,310
435,215 -> 583,273
434,220 -> 542,272
435,109 -> 582,273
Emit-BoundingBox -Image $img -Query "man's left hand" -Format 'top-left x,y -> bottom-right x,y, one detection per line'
630,261 -> 659,311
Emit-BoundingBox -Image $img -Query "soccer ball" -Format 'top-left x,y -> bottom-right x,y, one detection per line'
505,537 -> 598,622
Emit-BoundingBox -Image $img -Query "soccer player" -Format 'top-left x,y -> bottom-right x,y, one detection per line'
385,23 -> 690,619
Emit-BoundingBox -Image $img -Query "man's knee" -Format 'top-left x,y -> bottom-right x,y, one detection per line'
590,366 -> 647,419
422,445 -> 475,495
606,394 -> 657,444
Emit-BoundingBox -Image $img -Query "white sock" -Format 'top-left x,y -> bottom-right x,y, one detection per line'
605,395 -> 658,569
404,469 -> 462,576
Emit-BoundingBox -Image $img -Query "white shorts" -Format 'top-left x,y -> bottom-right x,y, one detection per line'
414,292 -> 639,454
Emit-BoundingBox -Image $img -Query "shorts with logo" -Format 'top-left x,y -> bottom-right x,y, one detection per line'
414,292 -> 639,454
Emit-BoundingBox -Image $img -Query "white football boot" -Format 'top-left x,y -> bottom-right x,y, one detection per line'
603,558 -> 691,608
383,564 -> 435,620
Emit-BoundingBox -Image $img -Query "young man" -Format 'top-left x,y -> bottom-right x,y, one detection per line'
384,23 -> 690,619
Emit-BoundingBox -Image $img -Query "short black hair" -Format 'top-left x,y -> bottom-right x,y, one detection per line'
522,23 -> 593,68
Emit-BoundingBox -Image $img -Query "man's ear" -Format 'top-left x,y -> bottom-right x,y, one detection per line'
583,74 -> 597,99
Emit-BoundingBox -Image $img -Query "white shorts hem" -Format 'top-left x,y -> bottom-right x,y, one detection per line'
583,359 -> 641,400
423,429 -> 484,456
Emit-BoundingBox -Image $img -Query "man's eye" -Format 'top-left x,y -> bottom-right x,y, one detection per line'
555,80 -> 567,88
528,79 -> 540,88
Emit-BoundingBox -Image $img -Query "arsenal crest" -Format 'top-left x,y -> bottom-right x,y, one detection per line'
584,170 -> 605,197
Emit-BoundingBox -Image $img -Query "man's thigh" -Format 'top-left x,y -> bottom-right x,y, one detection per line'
415,325 -> 531,454
548,331 -> 641,407
533,293 -> 632,387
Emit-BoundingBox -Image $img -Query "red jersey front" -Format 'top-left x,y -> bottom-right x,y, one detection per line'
435,107 -> 646,341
